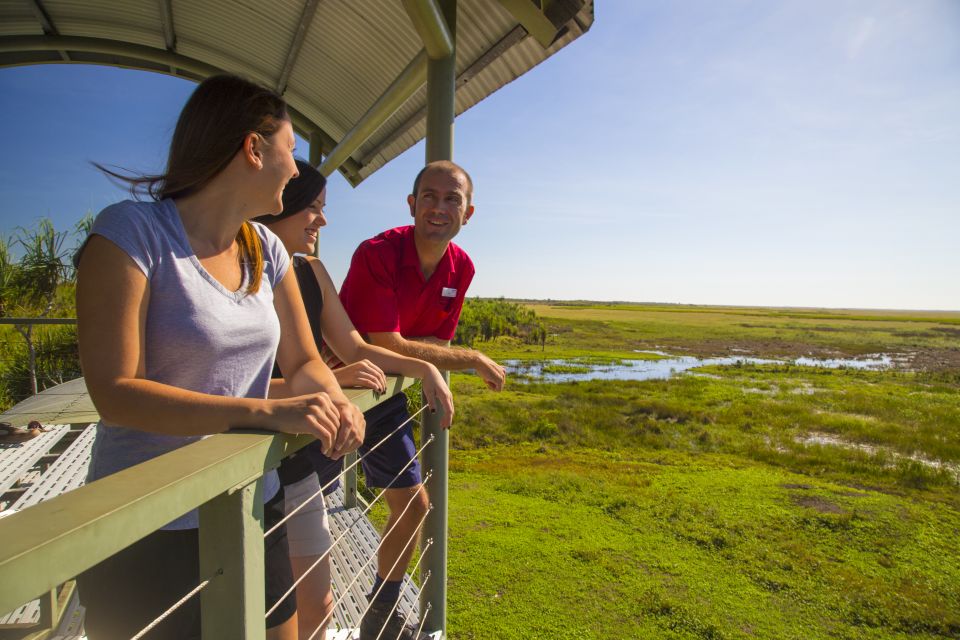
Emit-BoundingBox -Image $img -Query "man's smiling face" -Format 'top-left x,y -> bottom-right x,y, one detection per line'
408,166 -> 474,246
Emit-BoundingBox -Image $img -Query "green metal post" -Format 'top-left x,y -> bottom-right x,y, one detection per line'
308,130 -> 324,168
343,451 -> 358,508
318,121 -> 358,507
199,479 -> 266,640
420,1 -> 456,636
424,6 -> 456,164
37,586 -> 57,631
309,131 -> 324,260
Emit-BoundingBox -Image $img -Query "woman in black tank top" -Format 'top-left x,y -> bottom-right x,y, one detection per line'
255,160 -> 453,640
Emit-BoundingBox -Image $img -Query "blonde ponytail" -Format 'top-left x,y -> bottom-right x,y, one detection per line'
237,222 -> 264,294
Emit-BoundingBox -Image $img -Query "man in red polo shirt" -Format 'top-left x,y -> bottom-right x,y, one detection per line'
340,160 -> 505,640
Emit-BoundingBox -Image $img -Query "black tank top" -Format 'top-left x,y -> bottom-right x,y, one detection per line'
275,255 -> 327,486
271,255 -> 324,380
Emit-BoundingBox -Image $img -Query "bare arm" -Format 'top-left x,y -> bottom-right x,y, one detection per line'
312,259 -> 454,426
367,331 -> 506,392
272,265 -> 365,456
76,235 -> 333,438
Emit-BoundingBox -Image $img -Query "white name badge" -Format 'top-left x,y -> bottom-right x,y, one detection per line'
441,287 -> 458,298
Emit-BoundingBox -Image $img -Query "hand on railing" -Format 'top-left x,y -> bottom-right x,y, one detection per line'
329,399 -> 366,459
334,359 -> 387,393
267,392 -> 341,454
421,365 -> 454,429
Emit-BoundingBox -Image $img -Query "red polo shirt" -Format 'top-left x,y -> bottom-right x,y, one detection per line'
340,225 -> 475,340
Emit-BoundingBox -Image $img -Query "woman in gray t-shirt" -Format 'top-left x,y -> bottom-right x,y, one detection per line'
75,75 -> 363,640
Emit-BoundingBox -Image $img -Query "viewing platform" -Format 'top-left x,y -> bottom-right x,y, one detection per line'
0,1 -> 595,636
0,377 -> 431,640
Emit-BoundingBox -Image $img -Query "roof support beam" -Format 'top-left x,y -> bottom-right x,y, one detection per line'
157,0 -> 176,73
158,0 -> 176,50
401,0 -> 453,60
27,0 -> 56,35
495,0 -> 584,48
313,0 -> 454,180
359,25 -> 527,166
317,50 -> 428,178
276,0 -> 322,94
27,0 -> 68,61
0,35 -> 222,76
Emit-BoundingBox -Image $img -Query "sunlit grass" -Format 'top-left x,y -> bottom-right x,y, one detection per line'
434,303 -> 960,639
446,445 -> 960,639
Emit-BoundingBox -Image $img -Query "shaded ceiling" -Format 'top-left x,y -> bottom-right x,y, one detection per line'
0,0 -> 594,185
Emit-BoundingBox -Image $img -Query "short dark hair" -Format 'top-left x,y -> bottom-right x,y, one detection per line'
411,161 -> 474,205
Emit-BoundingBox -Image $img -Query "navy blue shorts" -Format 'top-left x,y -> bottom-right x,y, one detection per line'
305,394 -> 422,491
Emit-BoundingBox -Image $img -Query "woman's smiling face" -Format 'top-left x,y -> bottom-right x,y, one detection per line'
268,187 -> 327,255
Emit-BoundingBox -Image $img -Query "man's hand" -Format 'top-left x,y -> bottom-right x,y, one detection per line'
329,400 -> 366,459
334,359 -> 387,393
473,351 -> 506,391
421,365 -> 455,429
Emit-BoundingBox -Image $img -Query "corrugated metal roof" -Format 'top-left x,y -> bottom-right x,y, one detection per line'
0,0 -> 594,185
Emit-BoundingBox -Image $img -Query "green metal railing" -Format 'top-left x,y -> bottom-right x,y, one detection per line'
0,376 -> 419,639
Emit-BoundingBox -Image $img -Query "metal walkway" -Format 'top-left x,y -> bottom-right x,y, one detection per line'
326,486 -> 421,632
0,424 -> 94,631
0,380 -> 424,639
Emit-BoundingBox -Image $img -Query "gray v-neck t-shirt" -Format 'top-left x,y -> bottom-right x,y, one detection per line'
84,198 -> 289,529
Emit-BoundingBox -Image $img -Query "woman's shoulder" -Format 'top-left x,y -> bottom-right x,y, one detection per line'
80,199 -> 175,274
249,220 -> 287,262
93,198 -> 169,229
249,220 -> 290,286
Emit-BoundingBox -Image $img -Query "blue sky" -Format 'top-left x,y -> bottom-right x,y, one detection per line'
1,1 -> 958,310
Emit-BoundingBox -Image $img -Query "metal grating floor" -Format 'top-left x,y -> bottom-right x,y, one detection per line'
0,424 -> 71,497
0,424 -> 429,638
324,485 -> 422,634
0,425 -> 95,629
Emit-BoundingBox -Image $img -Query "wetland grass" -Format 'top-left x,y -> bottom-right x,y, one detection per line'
420,302 -> 960,639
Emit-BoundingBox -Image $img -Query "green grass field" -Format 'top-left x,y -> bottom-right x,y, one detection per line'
413,302 -> 960,639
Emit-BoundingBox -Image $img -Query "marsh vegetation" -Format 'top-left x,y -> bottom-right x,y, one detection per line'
434,302 -> 960,639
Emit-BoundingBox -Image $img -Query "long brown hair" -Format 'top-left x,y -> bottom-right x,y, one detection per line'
97,74 -> 289,294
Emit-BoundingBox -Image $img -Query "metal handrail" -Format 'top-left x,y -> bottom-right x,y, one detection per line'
0,376 -> 421,638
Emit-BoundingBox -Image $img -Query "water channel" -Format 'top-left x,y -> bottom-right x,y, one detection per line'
504,353 -> 894,383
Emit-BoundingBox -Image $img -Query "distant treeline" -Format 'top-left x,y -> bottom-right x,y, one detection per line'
454,298 -> 546,348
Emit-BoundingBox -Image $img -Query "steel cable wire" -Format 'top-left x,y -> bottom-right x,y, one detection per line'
264,404 -> 429,539
410,601 -> 433,640
127,573 -> 217,640
350,541 -> 433,640
265,470 -> 432,621
394,588 -> 432,640
308,506 -> 433,640
264,435 -> 435,619
310,537 -> 434,640
383,574 -> 432,640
